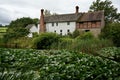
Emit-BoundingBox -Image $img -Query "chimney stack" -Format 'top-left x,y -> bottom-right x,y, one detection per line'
40,9 -> 45,33
75,6 -> 79,14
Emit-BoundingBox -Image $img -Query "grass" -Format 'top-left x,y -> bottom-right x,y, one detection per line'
50,38 -> 114,55
0,27 -> 7,32
0,27 -> 7,38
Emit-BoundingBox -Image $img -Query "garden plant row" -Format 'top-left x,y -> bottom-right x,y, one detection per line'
0,48 -> 120,80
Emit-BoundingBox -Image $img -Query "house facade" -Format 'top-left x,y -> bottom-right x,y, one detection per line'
39,6 -> 104,37
26,24 -> 39,37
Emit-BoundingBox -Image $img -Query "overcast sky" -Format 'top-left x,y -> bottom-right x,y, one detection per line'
0,0 -> 120,25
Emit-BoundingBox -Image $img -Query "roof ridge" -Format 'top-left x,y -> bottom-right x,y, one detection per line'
45,13 -> 82,17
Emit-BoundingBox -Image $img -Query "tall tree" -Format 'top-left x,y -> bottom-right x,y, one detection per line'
44,10 -> 51,16
44,10 -> 58,16
89,0 -> 120,23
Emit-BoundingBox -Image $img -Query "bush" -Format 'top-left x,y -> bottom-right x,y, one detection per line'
51,38 -> 113,55
33,32 -> 60,49
100,23 -> 120,47
32,32 -> 39,37
69,30 -> 80,38
51,37 -> 73,50
76,32 -> 94,40
0,48 -> 120,80
1,37 -> 33,48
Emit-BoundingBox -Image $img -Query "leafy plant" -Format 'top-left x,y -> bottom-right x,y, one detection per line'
76,32 -> 94,40
100,22 -> 120,47
33,32 -> 60,49
98,47 -> 120,62
0,48 -> 120,80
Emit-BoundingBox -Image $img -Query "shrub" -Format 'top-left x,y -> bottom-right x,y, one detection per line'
32,32 -> 39,37
100,23 -> 120,47
76,32 -> 94,40
51,37 -> 73,50
33,32 -> 60,49
74,39 -> 114,55
1,37 -> 33,48
69,29 -> 80,38
51,38 -> 113,55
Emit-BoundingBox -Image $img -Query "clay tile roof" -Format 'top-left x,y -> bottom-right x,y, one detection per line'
44,13 -> 82,23
79,11 -> 104,22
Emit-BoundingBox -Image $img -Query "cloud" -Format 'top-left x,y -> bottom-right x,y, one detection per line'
0,7 -> 11,25
0,0 -> 120,25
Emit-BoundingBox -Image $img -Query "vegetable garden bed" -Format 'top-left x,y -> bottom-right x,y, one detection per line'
0,48 -> 120,80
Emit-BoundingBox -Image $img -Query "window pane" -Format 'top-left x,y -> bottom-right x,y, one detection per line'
67,22 -> 70,25
56,23 -> 58,26
52,23 -> 54,26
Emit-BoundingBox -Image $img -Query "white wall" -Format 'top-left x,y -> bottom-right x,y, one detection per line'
30,25 -> 38,33
28,25 -> 39,37
46,22 -> 76,35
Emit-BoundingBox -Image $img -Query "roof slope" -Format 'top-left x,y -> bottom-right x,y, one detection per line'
79,11 -> 104,22
43,11 -> 104,23
44,13 -> 82,23
26,24 -> 36,29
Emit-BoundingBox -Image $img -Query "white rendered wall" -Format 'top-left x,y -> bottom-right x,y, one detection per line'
28,25 -> 39,37
30,25 -> 38,33
46,22 -> 76,35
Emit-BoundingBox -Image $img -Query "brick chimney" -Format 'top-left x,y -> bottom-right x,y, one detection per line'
40,9 -> 45,33
75,6 -> 79,14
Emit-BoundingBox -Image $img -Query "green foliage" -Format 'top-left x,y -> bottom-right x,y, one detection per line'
32,18 -> 39,26
9,17 -> 35,28
32,32 -> 39,38
5,27 -> 29,40
2,17 -> 38,46
0,37 -> 32,48
51,37 -> 73,50
0,27 -> 7,38
4,17 -> 37,42
98,47 -> 120,62
89,0 -> 120,23
69,29 -> 80,38
44,10 -> 58,16
51,38 -> 113,55
33,33 -> 60,49
14,37 -> 33,48
100,22 -> 120,47
44,10 -> 52,16
76,32 -> 94,40
0,27 -> 7,32
0,48 -> 120,80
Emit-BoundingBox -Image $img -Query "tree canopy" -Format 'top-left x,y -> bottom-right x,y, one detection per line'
44,10 -> 58,16
89,0 -> 120,23
4,17 -> 38,41
100,22 -> 120,47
